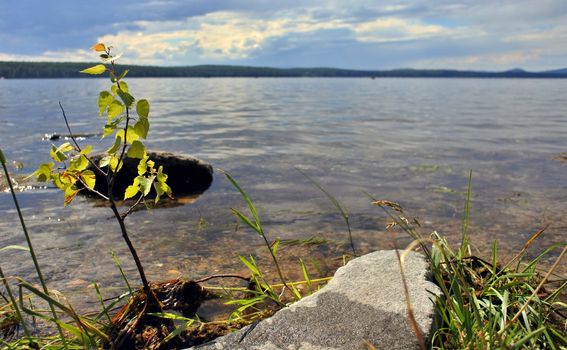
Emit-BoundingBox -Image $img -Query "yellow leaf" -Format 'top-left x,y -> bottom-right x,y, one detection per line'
80,170 -> 96,190
64,185 -> 79,207
80,64 -> 106,75
91,43 -> 106,52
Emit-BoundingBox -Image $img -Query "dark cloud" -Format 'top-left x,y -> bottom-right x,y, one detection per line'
0,0 -> 312,54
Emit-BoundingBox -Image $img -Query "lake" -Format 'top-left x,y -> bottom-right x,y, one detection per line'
1,77 -> 566,310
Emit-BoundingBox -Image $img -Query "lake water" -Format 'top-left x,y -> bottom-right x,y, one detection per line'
1,78 -> 566,310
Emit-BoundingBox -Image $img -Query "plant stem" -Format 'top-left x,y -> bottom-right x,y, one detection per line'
0,265 -> 30,337
109,203 -> 151,295
259,231 -> 290,293
104,59 -> 157,306
0,154 -> 68,347
296,168 -> 357,256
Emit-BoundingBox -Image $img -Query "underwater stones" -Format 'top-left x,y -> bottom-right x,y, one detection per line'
87,152 -> 213,199
192,250 -> 441,350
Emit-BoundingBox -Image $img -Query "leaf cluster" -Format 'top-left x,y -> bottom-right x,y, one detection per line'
34,43 -> 171,206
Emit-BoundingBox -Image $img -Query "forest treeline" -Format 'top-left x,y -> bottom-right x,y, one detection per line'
1,61 -> 567,79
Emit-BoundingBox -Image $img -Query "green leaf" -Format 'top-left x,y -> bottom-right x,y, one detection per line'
136,99 -> 150,119
137,156 -> 148,176
35,163 -> 53,182
156,165 -> 168,183
69,154 -> 89,172
118,70 -> 129,81
0,149 -> 6,165
112,81 -> 129,95
80,170 -> 96,190
124,185 -> 139,199
50,142 -> 74,162
103,117 -> 124,138
108,100 -> 125,121
272,239 -> 280,256
153,180 -> 172,203
124,178 -> 140,200
52,173 -> 65,189
98,91 -> 114,117
232,209 -> 261,234
133,118 -> 149,139
239,255 -> 261,276
115,127 -> 139,144
225,172 -> 261,230
126,140 -> 146,159
98,155 -> 112,168
108,156 -> 123,173
138,175 -> 155,197
118,81 -> 129,93
60,171 -> 78,186
58,142 -> 74,153
80,64 -> 106,75
80,145 -> 93,155
64,185 -> 79,206
117,90 -> 135,107
50,144 -> 67,162
107,135 -> 122,155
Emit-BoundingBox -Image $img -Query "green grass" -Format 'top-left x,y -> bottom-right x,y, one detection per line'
371,174 -> 567,350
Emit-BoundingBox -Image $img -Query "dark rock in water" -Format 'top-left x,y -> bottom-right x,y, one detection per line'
87,152 -> 213,199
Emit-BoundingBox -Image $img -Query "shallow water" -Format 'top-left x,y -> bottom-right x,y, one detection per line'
1,77 -> 566,310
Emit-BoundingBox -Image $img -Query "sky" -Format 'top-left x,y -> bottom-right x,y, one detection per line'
0,0 -> 566,71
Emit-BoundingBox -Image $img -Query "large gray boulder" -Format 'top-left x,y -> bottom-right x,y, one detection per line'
192,250 -> 440,350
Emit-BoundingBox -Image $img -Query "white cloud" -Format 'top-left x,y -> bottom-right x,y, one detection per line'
1,1 -> 566,69
92,11 -> 468,65
0,49 -> 93,62
352,18 -> 445,42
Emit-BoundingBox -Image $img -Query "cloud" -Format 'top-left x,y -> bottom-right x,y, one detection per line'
0,0 -> 566,69
93,11 -> 472,66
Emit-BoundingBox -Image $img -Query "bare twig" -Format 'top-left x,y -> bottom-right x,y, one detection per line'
194,274 -> 250,284
121,194 -> 144,219
58,102 -> 107,178
75,176 -> 109,201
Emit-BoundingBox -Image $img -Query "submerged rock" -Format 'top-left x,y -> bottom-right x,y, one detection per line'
192,250 -> 441,350
87,152 -> 213,199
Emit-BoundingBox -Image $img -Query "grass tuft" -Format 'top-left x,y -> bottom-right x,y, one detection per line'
372,178 -> 567,349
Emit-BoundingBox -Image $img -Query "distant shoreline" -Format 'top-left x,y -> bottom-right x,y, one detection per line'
1,61 -> 566,79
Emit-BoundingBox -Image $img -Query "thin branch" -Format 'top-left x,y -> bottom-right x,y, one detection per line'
121,194 -> 144,219
75,176 -> 109,201
58,102 -> 107,178
59,102 -> 82,152
194,274 -> 250,284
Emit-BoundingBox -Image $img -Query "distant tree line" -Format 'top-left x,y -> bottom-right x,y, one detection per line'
0,61 -> 566,79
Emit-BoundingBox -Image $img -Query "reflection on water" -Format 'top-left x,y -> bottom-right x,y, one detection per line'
1,78 -> 566,311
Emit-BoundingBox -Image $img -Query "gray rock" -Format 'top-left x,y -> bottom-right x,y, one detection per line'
191,250 -> 441,350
